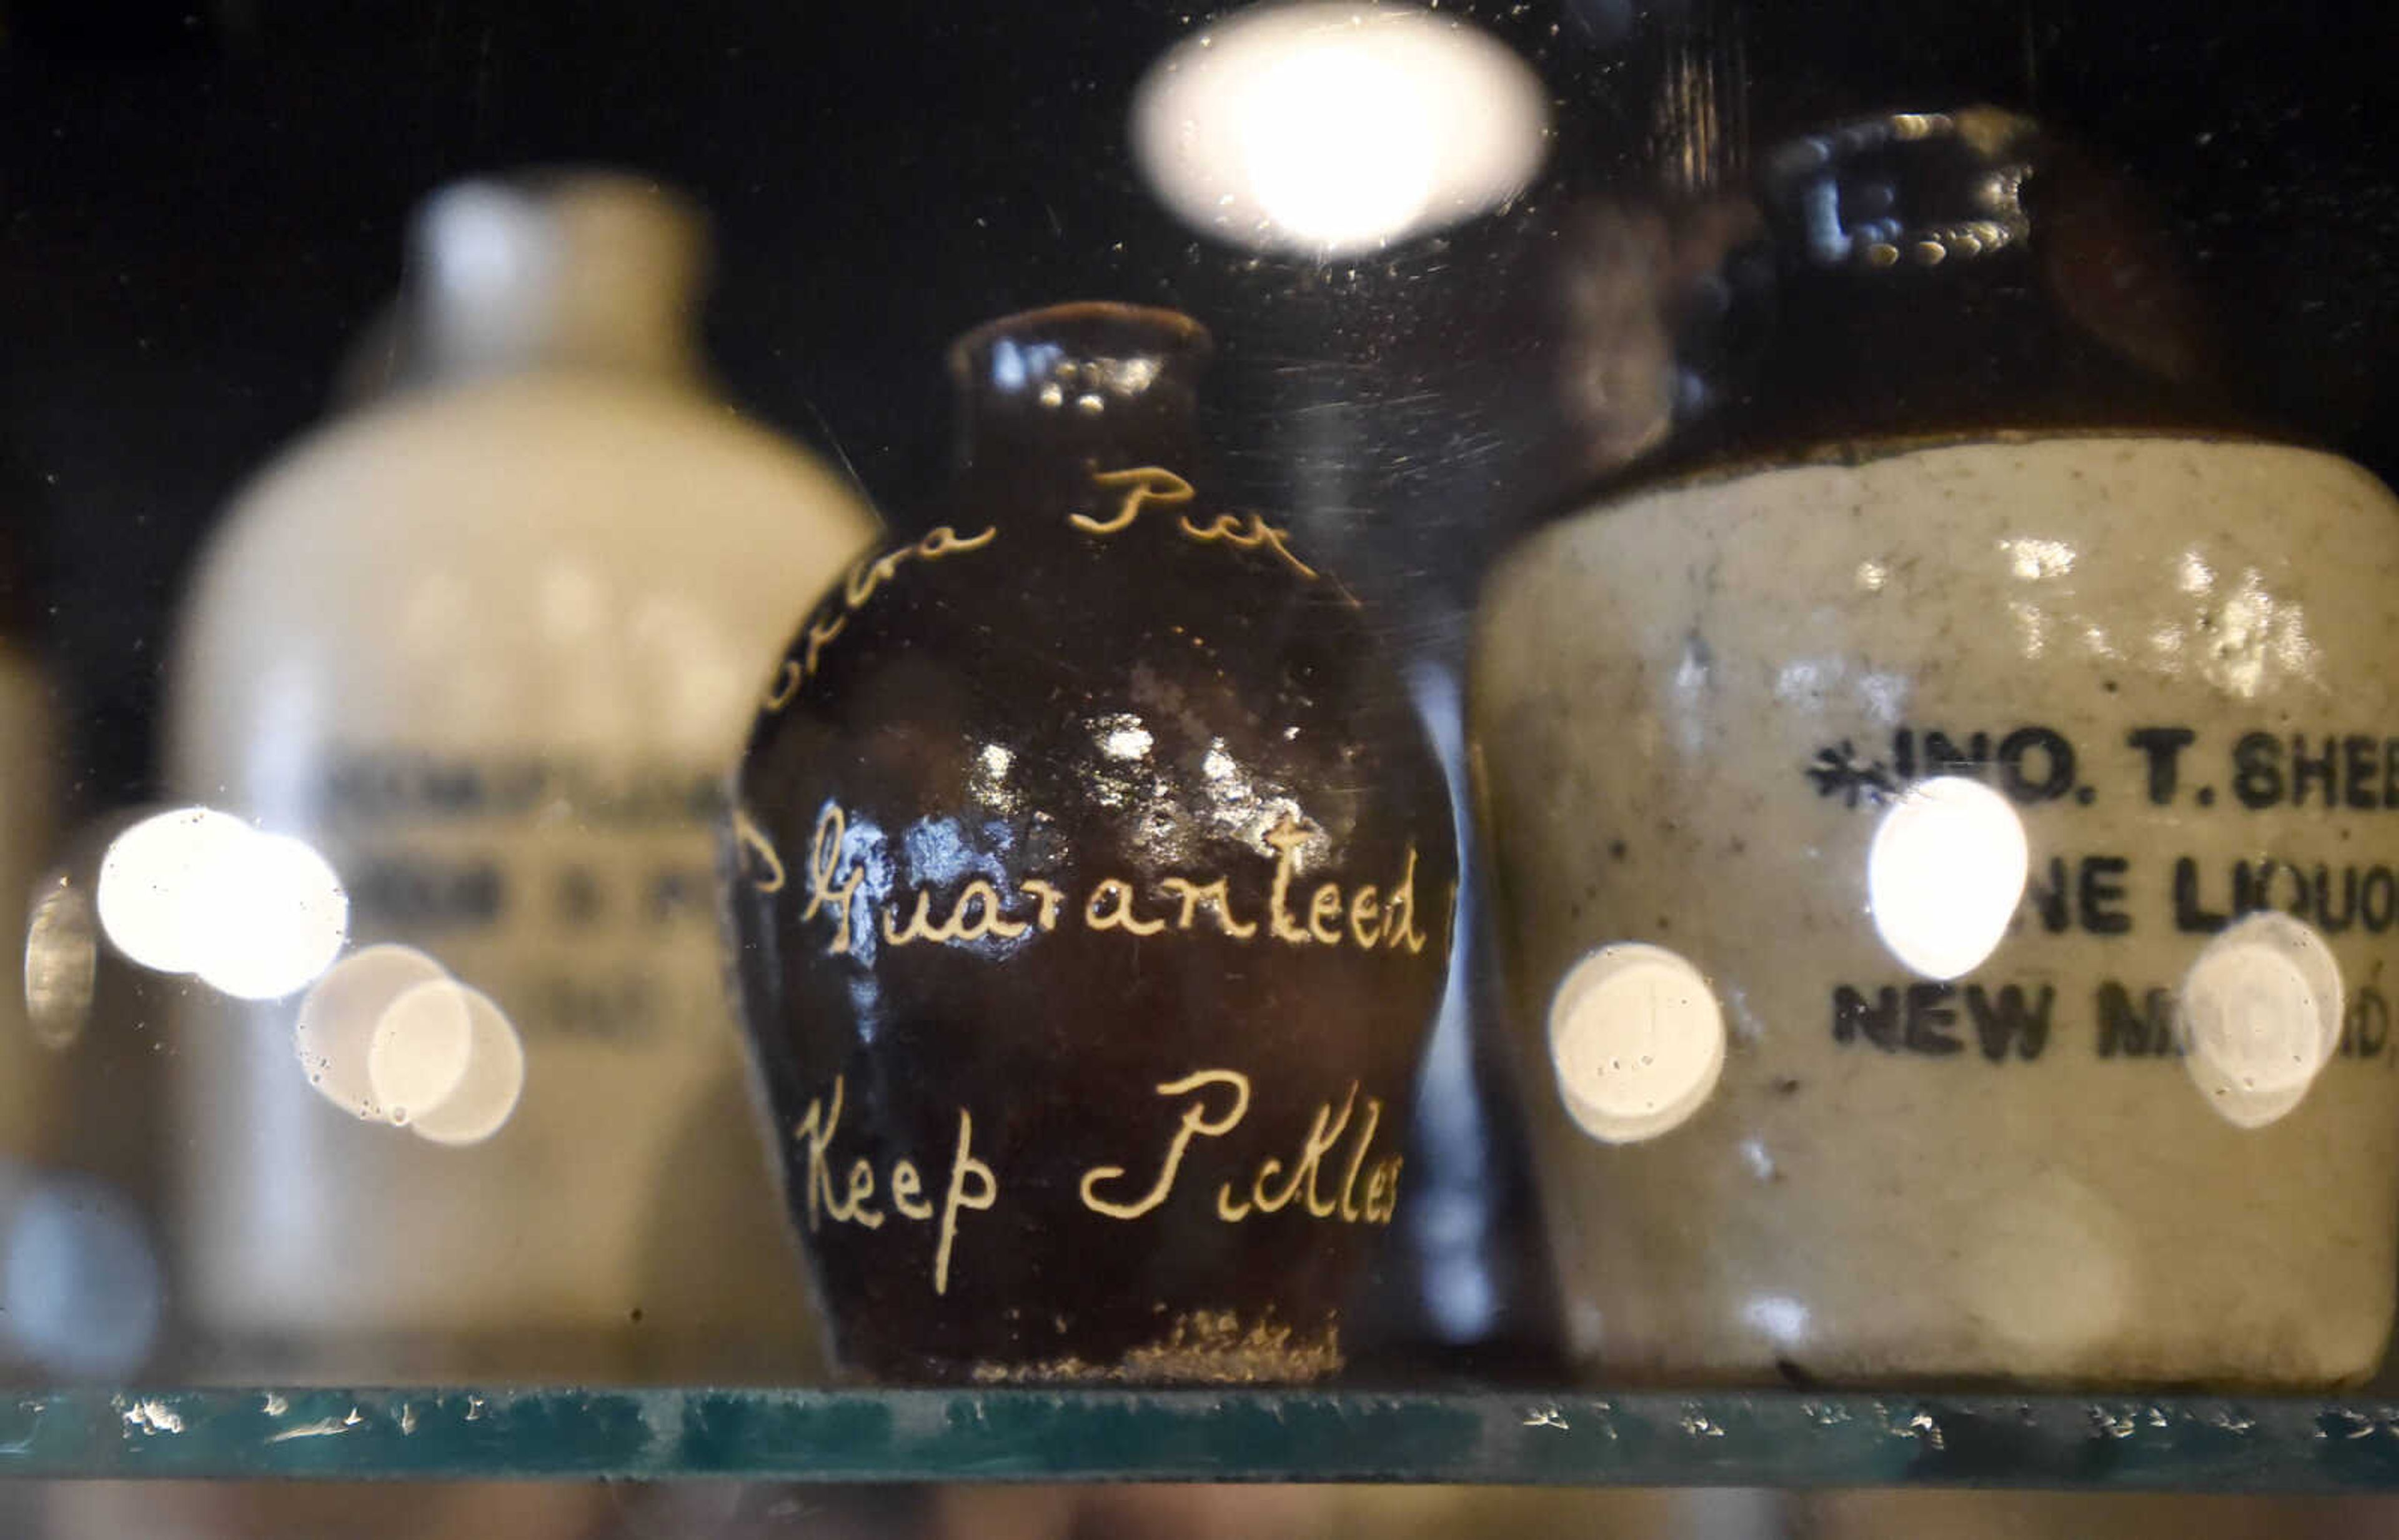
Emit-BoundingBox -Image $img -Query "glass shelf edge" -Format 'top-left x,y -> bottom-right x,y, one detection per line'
4,1388 -> 2397,1488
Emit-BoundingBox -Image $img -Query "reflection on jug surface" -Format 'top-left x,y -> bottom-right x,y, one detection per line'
162,170 -> 879,1381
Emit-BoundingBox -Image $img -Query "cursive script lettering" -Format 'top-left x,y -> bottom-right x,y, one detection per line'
792,1078 -> 998,1295
1269,1086 -> 1356,1218
803,805 -> 863,954
891,1159 -> 932,1221
1177,512 -> 1318,580
1080,1071 -> 1403,1226
1080,1069 -> 1252,1220
762,525 -> 1000,711
733,805 -> 788,894
801,800 -> 1432,960
1085,877 -> 1169,935
1073,467 -> 1195,534
1264,817 -> 1316,943
1020,878 -> 1066,931
936,1110 -> 998,1296
1159,876 -> 1260,939
1217,1086 -> 1399,1226
882,879 -> 1034,946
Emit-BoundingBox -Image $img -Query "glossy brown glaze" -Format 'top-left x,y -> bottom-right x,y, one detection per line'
728,304 -> 1457,1383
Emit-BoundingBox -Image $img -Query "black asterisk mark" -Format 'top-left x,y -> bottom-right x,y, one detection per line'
1805,741 -> 1895,808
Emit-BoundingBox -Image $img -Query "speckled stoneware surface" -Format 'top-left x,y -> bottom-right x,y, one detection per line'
1474,434 -> 2399,1388
728,304 -> 1456,1384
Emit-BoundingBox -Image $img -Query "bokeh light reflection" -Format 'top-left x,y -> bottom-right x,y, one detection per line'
94,806 -> 256,976
296,943 -> 454,1116
297,945 -> 527,1147
1547,941 -> 1725,1145
194,830 -> 348,1001
2179,912 -> 2342,1130
365,973 -> 479,1127
1131,2 -> 1548,257
94,805 -> 348,1000
1867,776 -> 2029,981
397,983 -> 526,1148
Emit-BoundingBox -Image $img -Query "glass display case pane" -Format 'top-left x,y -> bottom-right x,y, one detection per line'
2,0 -> 2399,1496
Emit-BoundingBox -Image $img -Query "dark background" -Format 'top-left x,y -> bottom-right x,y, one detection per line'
4,0 -> 2398,807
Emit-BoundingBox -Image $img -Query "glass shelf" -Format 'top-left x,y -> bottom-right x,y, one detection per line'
8,1386 -> 2398,1489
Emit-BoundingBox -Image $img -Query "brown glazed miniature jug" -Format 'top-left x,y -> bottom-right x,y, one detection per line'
727,302 -> 1457,1383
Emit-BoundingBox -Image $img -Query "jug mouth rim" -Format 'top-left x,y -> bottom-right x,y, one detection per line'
945,302 -> 1214,380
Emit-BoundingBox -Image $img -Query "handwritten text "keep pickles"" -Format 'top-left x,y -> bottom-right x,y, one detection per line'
793,1068 -> 1399,1296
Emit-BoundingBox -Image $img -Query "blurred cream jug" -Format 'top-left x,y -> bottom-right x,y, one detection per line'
164,171 -> 878,1379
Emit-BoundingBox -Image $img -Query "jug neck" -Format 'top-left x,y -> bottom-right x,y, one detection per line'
1736,105 -> 2225,450
408,171 -> 705,385
946,303 -> 1214,503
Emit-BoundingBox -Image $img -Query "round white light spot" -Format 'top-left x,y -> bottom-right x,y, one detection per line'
1242,44 -> 1438,249
1130,2 -> 1549,257
1547,941 -> 1725,1144
366,976 -> 480,1127
2180,912 -> 2342,1130
93,806 -> 349,1001
94,807 -> 254,975
295,944 -> 455,1118
401,984 -> 527,1148
1867,775 -> 2030,980
192,832 -> 349,1001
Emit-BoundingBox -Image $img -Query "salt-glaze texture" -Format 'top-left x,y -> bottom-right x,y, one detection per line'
1476,435 -> 2399,1388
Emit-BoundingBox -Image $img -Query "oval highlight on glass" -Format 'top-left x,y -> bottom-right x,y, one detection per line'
392,982 -> 527,1148
93,806 -> 255,976
365,975 -> 480,1128
92,805 -> 350,1001
1130,1 -> 1549,257
193,830 -> 349,1001
1547,941 -> 1725,1145
23,868 -> 97,1052
295,943 -> 455,1118
2178,911 -> 2343,1130
1867,775 -> 2030,980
